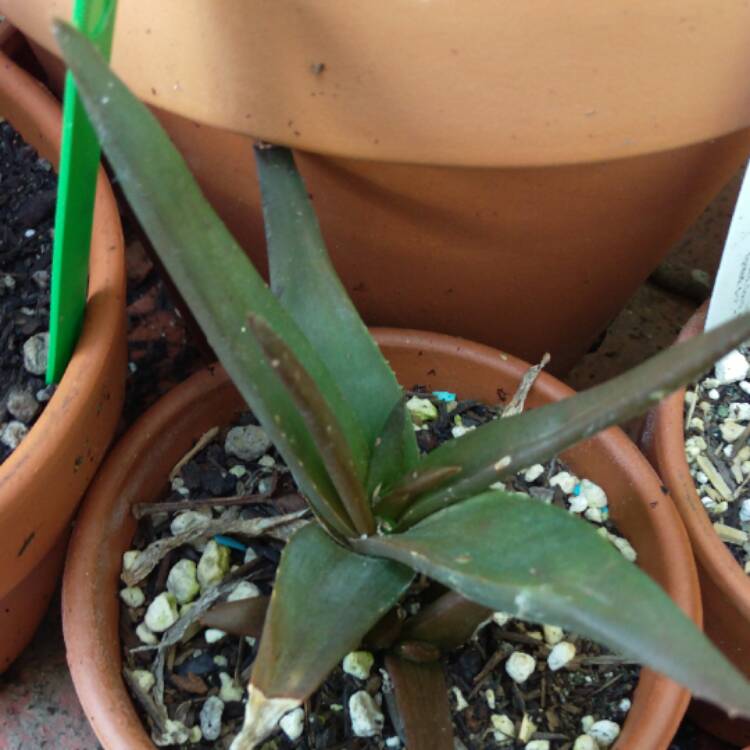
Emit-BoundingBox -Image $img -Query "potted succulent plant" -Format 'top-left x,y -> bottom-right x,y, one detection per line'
55,21 -> 750,749
644,302 -> 750,746
6,1 -> 750,373
0,46 -> 126,671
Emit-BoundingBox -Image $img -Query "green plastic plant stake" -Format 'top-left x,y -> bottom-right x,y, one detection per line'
46,0 -> 117,384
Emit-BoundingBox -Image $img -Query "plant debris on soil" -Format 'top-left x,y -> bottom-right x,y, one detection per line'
684,346 -> 750,573
121,388 -> 639,749
0,121 -> 57,463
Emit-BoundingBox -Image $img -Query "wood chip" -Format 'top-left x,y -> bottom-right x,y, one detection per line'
695,454 -> 733,500
169,426 -> 219,480
713,522 -> 749,545
169,671 -> 208,695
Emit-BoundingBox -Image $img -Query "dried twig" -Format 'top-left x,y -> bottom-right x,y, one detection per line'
133,492 -> 269,519
169,426 -> 219,480
502,353 -> 551,417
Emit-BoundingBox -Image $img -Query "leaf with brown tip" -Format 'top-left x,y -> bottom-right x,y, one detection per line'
384,655 -> 454,750
200,597 -> 270,638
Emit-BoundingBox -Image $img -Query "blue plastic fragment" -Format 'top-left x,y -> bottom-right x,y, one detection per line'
214,534 -> 247,551
432,391 -> 456,402
572,483 -> 582,496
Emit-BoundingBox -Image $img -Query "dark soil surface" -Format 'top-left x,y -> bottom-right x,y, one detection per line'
120,388 -> 639,749
0,121 -> 56,463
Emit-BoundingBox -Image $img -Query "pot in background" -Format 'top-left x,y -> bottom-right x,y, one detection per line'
0,50 -> 126,671
10,1 -> 750,372
643,303 -> 750,746
64,330 -> 698,749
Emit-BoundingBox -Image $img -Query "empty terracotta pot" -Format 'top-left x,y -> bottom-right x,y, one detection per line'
0,50 -> 126,670
643,304 -> 750,746
9,1 -> 750,372
64,330 -> 698,749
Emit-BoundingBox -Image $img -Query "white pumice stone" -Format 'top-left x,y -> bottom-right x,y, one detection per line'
730,403 -> 750,422
708,388 -> 720,400
153,719 -> 191,746
170,510 -> 211,536
136,623 -> 158,645
228,464 -> 247,478
406,396 -> 438,424
587,720 -> 620,746
716,350 -> 750,385
451,424 -> 475,438
741,381 -> 750,395
581,715 -> 595,733
492,612 -> 511,627
689,417 -> 705,432
580,479 -> 607,508
279,707 -> 305,741
167,559 -> 200,604
721,421 -> 745,443
584,507 -> 604,524
144,592 -> 179,632
218,672 -> 244,702
197,539 -> 231,589
525,741 -> 550,750
567,494 -> 588,513
518,714 -> 537,743
131,669 -> 156,692
739,499 -> 750,524
618,698 -> 632,713
695,471 -> 709,485
573,735 -> 598,750
258,454 -> 276,468
224,424 -> 272,461
213,654 -> 229,667
702,496 -> 717,511
385,737 -> 402,748
1,421 -> 28,449
543,624 -> 564,645
505,651 -> 536,684
22,332 -> 49,375
123,550 -> 141,571
199,695 -> 224,741
228,581 -> 261,601
343,651 -> 375,680
490,481 -> 506,491
349,690 -> 385,737
550,471 -> 578,494
608,533 -> 637,562
243,546 -> 259,564
120,586 -> 145,608
702,377 -> 720,389
491,713 -> 516,739
204,628 -> 226,644
485,688 -> 496,709
523,464 -> 545,482
188,725 -> 202,743
548,641 -> 577,671
451,686 -> 469,711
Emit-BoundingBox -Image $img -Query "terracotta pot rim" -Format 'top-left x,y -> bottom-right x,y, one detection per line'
6,0 -> 750,167
0,51 -> 125,585
651,305 -> 750,620
63,328 -> 696,749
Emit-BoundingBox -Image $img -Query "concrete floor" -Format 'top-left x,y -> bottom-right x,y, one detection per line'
0,165 -> 744,749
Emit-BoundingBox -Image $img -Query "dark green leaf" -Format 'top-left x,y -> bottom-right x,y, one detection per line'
355,491 -> 750,717
200,597 -> 269,638
402,591 -> 490,652
367,397 -> 419,500
394,314 -> 750,526
233,524 -> 413,748
54,21 -> 362,537
248,314 -> 373,535
256,145 -> 418,464
384,655 -> 454,750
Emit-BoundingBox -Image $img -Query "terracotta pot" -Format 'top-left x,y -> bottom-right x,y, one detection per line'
0,51 -> 126,670
10,5 -> 750,373
643,303 -> 750,746
64,330 -> 698,749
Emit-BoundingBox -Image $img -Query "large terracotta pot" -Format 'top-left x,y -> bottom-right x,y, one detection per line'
643,304 -> 750,746
64,330 -> 699,749
0,50 -> 126,671
8,1 -> 750,373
